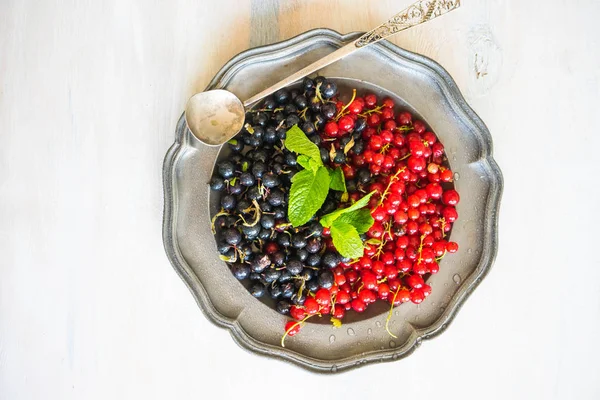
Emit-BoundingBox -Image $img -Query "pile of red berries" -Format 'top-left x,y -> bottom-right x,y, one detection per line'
283,90 -> 460,344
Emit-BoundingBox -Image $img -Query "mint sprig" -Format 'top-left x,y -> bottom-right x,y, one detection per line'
284,126 -> 376,259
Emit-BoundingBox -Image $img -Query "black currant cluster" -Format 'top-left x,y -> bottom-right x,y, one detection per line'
209,77 -> 371,315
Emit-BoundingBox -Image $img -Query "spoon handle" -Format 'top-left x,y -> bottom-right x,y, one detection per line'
243,0 -> 460,107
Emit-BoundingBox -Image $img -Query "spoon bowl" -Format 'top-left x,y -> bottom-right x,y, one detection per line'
184,90 -> 245,146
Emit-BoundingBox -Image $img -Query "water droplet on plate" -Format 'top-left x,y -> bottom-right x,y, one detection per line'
394,311 -> 399,316
331,365 -> 338,372
453,274 -> 461,284
375,321 -> 382,327
467,248 -> 473,254
440,306 -> 446,312
452,155 -> 457,161
347,328 -> 355,336
367,328 -> 372,335
389,340 -> 397,348
454,172 -> 460,180
329,335 -> 336,344
392,353 -> 399,360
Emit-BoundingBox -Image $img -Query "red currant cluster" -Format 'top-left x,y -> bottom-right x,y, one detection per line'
282,92 -> 460,344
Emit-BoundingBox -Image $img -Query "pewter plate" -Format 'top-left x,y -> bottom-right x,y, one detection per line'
162,29 -> 503,372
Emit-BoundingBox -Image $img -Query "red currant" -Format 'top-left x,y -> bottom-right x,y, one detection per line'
337,291 -> 351,305
315,288 -> 331,305
382,98 -> 395,108
440,169 -> 453,182
407,156 -> 426,172
413,120 -> 426,134
380,129 -> 394,143
372,260 -> 385,276
396,112 -> 412,126
348,99 -> 364,114
338,115 -> 354,132
369,135 -> 383,150
359,289 -> 377,304
364,94 -> 377,108
285,321 -> 301,336
409,140 -> 426,157
351,299 -> 367,312
384,265 -> 398,279
361,271 -> 378,290
426,182 -> 443,199
442,206 -> 458,223
397,289 -> 411,303
442,189 -> 460,205
397,259 -> 412,273
381,107 -> 394,120
290,306 -> 306,321
324,121 -> 339,137
342,164 -> 355,179
304,297 -> 320,315
378,283 -> 391,299
383,119 -> 397,131
406,274 -> 424,289
446,241 -> 459,253
412,261 -> 427,275
410,288 -> 425,304
367,113 -> 381,127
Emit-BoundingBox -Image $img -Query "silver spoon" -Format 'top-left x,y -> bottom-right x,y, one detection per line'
185,0 -> 461,146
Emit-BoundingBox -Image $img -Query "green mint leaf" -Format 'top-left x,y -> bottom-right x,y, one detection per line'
329,167 -> 346,192
297,155 -> 320,174
284,125 -> 322,165
308,157 -> 322,171
330,220 -> 364,259
336,209 -> 374,234
319,190 -> 376,227
288,166 -> 330,227
297,155 -> 312,170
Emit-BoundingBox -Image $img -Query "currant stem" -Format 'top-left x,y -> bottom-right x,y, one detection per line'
335,89 -> 357,121
385,288 -> 400,339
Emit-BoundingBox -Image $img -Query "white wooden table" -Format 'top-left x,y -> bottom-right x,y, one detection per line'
1,1 -> 599,399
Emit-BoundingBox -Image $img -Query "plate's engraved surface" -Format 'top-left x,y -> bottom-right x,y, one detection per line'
162,28 -> 502,373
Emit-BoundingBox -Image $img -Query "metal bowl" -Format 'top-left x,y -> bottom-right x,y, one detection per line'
162,29 -> 503,372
